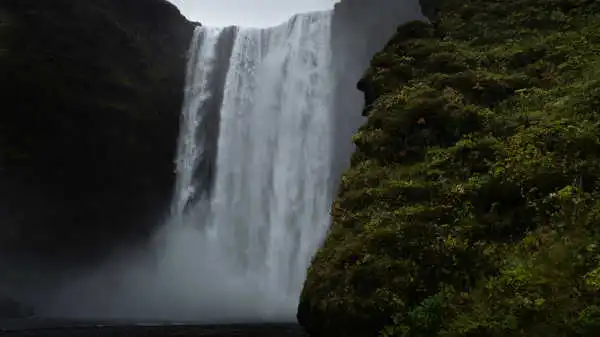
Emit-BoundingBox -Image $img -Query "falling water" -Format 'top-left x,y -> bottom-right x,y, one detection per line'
173,27 -> 224,220
171,11 -> 334,318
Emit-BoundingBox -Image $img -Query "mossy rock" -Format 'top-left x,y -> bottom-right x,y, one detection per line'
299,0 -> 600,336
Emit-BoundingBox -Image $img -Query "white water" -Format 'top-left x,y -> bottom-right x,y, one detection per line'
173,27 -> 223,220
171,11 -> 335,318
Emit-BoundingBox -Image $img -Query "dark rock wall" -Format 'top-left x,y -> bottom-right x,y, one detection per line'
329,0 -> 424,191
0,0 -> 195,260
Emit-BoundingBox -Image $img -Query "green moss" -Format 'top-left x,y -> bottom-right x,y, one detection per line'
299,0 -> 600,336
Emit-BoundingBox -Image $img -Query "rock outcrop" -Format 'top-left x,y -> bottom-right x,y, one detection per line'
0,294 -> 34,318
328,0 -> 424,193
0,0 -> 196,260
299,0 -> 600,336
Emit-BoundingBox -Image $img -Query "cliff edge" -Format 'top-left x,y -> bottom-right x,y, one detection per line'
299,0 -> 600,336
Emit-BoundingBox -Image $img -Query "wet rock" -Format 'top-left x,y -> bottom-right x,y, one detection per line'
0,294 -> 34,318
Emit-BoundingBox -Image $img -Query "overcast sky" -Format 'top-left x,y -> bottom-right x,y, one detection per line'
168,0 -> 335,27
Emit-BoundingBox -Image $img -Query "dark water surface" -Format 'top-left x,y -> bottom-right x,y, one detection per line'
0,319 -> 307,336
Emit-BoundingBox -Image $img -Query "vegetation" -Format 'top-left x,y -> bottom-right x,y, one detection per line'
298,0 -> 600,336
0,0 -> 194,257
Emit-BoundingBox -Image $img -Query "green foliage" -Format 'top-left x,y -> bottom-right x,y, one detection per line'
298,0 -> 600,336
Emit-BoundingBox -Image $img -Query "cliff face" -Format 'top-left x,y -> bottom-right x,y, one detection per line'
0,0 -> 195,259
329,0 -> 424,192
299,0 -> 600,336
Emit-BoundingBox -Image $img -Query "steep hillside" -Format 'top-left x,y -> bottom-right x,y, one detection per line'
299,0 -> 600,336
0,0 -> 195,258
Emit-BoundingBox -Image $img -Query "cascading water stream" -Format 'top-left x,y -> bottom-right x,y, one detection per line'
171,11 -> 334,318
28,10 -> 337,323
173,27 -> 224,221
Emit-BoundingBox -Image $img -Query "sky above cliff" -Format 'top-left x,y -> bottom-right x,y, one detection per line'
168,0 -> 335,27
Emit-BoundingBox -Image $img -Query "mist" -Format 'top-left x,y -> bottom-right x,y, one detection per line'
22,222 -> 297,323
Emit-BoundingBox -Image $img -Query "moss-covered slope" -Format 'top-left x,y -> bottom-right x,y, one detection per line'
0,0 -> 195,258
298,0 -> 600,336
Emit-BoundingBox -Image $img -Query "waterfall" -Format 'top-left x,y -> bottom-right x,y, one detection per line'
173,27 -> 223,220
32,11 -> 336,323
171,11 -> 334,319
18,1 -> 424,322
